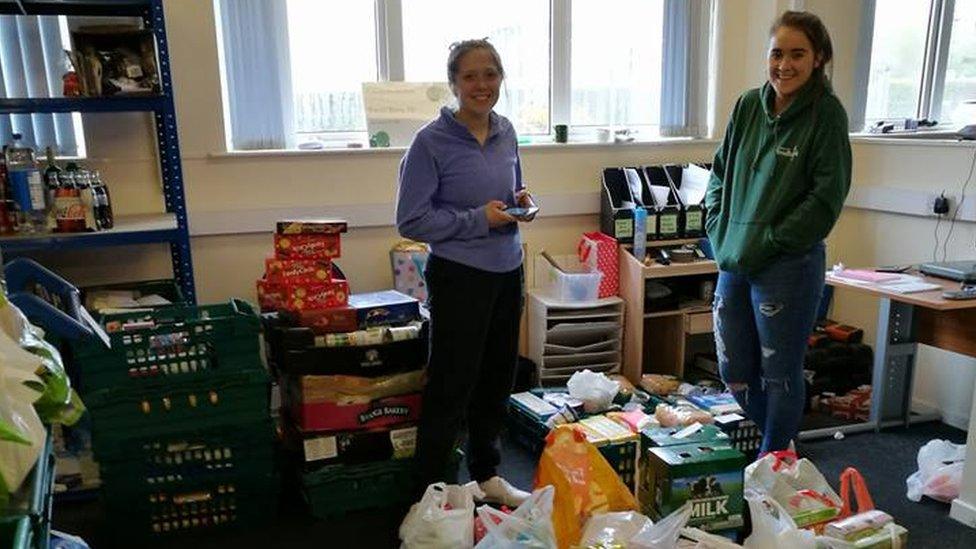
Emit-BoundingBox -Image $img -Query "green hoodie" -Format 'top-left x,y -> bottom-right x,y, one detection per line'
705,78 -> 851,274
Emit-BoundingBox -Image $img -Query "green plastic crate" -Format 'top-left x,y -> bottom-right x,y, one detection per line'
0,517 -> 32,549
86,369 -> 270,449
70,299 -> 262,394
302,459 -> 417,519
302,452 -> 461,519
97,418 -> 275,489
102,473 -> 278,538
1,431 -> 54,549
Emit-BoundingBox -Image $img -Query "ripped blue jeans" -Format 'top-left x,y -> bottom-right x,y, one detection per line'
713,242 -> 825,453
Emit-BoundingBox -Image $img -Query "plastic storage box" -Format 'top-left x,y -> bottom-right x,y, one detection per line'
536,254 -> 602,303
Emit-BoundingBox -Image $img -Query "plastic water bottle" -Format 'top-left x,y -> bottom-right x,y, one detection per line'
3,134 -> 46,233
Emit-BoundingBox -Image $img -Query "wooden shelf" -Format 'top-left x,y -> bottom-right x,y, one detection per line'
622,237 -> 703,249
643,260 -> 717,279
644,304 -> 712,319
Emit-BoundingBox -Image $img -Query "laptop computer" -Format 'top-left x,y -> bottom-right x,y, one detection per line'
919,260 -> 976,283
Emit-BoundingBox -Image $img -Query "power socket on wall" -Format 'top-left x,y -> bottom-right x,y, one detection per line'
928,192 -> 953,215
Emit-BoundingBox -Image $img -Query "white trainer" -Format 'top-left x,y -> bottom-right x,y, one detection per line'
477,476 -> 531,508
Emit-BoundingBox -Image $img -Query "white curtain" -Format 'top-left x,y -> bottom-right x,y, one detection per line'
0,15 -> 78,155
660,0 -> 711,137
216,0 -> 293,150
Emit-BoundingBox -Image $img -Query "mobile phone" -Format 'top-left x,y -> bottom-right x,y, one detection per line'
943,287 -> 976,300
876,265 -> 913,274
505,206 -> 539,219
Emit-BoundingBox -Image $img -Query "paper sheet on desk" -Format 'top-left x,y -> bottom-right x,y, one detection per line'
878,276 -> 942,294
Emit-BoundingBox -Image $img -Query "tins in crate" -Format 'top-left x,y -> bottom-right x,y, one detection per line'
102,473 -> 278,537
274,233 -> 341,260
95,418 -> 275,485
276,219 -> 347,235
270,321 -> 428,377
639,442 -> 746,532
283,418 -> 417,469
85,369 -> 270,439
70,299 -> 263,394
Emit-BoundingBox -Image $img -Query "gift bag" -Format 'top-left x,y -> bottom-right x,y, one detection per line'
391,240 -> 430,302
534,425 -> 638,548
578,232 -> 619,298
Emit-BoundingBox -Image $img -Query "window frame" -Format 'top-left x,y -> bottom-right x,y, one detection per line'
859,0 -> 964,128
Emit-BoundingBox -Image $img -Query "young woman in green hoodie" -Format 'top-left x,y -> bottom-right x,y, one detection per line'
705,11 -> 851,454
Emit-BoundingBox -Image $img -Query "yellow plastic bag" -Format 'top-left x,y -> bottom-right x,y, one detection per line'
534,425 -> 638,549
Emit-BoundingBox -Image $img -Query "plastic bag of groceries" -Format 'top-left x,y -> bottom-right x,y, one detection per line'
535,426 -> 638,548
578,503 -> 692,548
906,439 -> 966,503
400,481 -> 483,549
475,485 -> 556,548
567,370 -> 619,413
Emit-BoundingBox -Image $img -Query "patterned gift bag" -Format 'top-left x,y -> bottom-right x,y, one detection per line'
578,232 -> 619,298
390,239 -> 430,302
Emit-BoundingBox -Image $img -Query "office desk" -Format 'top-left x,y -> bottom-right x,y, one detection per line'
824,271 -> 976,528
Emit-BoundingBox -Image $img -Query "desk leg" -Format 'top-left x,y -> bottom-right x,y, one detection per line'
871,299 -> 918,431
950,372 -> 976,528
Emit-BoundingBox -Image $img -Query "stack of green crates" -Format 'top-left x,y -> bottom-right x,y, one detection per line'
70,298 -> 276,538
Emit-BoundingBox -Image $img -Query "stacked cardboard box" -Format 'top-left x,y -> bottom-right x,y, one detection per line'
258,221 -> 432,518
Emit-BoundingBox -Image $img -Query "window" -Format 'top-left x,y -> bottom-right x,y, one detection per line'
940,0 -> 976,124
0,14 -> 83,156
217,0 -> 712,150
571,0 -> 664,129
863,0 -> 930,122
287,0 -> 377,135
860,0 -> 976,128
402,0 -> 550,135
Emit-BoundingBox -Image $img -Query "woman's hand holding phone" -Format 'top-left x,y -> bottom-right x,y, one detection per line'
485,200 -> 516,228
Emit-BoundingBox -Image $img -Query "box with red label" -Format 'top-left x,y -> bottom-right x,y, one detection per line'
287,279 -> 350,310
282,417 -> 417,470
256,279 -> 288,312
276,219 -> 348,235
275,233 -> 341,260
828,386 -> 871,421
265,257 -> 333,284
282,307 -> 359,334
287,384 -> 423,432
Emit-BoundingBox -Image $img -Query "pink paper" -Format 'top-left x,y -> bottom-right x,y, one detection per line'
833,269 -> 900,283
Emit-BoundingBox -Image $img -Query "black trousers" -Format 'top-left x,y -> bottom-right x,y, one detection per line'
415,254 -> 523,488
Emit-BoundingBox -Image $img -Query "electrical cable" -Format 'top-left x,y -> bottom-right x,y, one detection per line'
941,144 -> 976,261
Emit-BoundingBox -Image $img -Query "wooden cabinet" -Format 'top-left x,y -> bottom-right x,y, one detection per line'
619,240 -> 718,383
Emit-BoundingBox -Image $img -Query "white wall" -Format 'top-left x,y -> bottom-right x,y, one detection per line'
36,0 -> 976,428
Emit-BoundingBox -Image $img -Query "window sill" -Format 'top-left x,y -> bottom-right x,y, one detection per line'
207,135 -> 720,159
850,133 -> 976,148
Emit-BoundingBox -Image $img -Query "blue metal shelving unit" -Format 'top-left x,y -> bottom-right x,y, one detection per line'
0,0 -> 196,303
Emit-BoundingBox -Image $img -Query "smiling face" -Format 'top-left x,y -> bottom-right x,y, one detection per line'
451,47 -> 502,120
768,25 -> 821,103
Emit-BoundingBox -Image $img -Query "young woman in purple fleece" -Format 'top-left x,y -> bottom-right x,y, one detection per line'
395,38 -> 536,507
